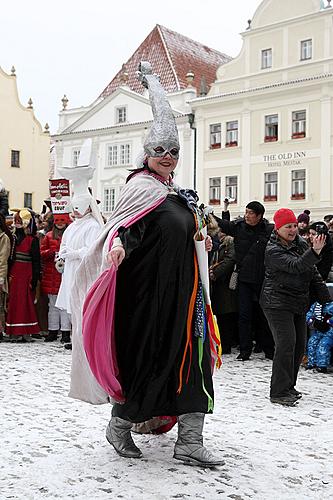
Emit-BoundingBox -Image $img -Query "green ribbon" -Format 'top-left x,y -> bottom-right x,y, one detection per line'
197,337 -> 214,412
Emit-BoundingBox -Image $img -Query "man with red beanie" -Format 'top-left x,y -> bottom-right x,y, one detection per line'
216,200 -> 274,361
260,208 -> 330,406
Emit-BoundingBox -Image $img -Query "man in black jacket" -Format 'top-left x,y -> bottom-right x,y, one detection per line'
215,200 -> 274,360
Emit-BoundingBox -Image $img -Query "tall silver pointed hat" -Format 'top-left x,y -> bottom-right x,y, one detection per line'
137,62 -> 180,157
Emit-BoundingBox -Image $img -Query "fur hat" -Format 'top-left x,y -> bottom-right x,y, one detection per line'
273,208 -> 297,230
297,210 -> 310,225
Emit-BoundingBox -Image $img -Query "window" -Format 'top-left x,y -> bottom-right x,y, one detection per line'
225,176 -> 237,203
120,144 -> 131,165
261,49 -> 272,69
103,187 -> 116,213
292,110 -> 306,139
291,170 -> 306,200
265,114 -> 278,142
24,193 -> 32,209
301,39 -> 312,61
210,124 -> 221,149
11,150 -> 20,168
107,145 -> 118,166
107,144 -> 131,166
72,149 -> 80,166
226,121 -> 238,147
264,172 -> 278,201
116,106 -> 126,124
209,178 -> 221,205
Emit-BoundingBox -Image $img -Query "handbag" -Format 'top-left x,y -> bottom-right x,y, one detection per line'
228,264 -> 239,290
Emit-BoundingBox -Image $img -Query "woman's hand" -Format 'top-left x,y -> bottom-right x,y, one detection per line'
107,247 -> 125,270
205,235 -> 213,252
312,234 -> 326,255
209,267 -> 216,281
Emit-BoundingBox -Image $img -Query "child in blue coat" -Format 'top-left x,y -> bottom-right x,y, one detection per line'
306,301 -> 333,373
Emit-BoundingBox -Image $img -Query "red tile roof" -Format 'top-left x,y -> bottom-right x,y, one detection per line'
99,25 -> 231,98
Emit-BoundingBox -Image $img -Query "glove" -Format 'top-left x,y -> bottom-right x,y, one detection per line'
313,319 -> 330,333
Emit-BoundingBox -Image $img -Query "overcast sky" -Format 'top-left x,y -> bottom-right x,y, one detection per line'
1,0 -> 261,133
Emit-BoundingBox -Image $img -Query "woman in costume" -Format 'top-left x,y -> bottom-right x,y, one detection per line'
70,62 -> 222,467
6,209 -> 41,342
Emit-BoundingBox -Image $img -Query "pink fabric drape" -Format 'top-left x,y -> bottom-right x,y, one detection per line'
82,197 -> 166,402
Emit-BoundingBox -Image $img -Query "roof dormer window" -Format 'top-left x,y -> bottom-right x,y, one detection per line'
261,49 -> 272,69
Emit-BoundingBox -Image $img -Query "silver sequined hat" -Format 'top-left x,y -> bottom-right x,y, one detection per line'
137,61 -> 180,159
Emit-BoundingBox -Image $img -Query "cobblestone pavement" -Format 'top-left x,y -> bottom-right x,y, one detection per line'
1,340 -> 332,500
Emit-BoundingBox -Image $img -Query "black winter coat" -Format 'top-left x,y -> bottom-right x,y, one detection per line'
315,236 -> 333,281
260,232 -> 330,314
210,236 -> 237,315
0,190 -> 9,217
215,213 -> 273,285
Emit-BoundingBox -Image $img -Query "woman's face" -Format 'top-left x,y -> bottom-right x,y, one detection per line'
298,221 -> 307,230
277,223 -> 298,243
147,154 -> 178,180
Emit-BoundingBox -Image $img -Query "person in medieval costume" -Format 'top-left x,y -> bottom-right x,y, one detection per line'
0,214 -> 12,340
6,209 -> 41,342
55,140 -> 104,347
69,62 -> 223,467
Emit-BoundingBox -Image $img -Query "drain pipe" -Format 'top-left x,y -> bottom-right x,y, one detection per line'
188,113 -> 197,190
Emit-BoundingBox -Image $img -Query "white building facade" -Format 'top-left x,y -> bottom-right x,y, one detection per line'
191,0 -> 333,220
53,85 -> 196,218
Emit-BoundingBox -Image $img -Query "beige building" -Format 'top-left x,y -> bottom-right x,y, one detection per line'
191,0 -> 333,220
0,66 -> 50,212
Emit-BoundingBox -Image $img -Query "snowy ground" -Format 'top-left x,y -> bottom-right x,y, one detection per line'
1,340 -> 332,500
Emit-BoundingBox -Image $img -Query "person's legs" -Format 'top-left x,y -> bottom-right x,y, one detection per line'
60,309 -> 71,343
45,294 -> 59,342
216,313 -> 233,354
237,282 -> 254,358
306,332 -> 321,368
106,406 -> 142,458
174,413 -> 224,467
253,300 -> 275,359
291,313 -> 307,389
264,309 -> 297,398
316,333 -> 333,369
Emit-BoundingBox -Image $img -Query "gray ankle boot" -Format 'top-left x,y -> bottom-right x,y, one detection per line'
174,413 -> 224,467
106,417 -> 142,459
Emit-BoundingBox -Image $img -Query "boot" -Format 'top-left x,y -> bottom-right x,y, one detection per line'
174,413 -> 224,467
44,330 -> 58,342
106,417 -> 142,459
60,331 -> 71,343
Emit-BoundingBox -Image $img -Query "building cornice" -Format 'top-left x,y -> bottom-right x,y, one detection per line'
190,73 -> 333,106
52,113 -> 190,141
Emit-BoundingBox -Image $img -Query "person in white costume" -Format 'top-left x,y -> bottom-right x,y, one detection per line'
55,140 -> 104,345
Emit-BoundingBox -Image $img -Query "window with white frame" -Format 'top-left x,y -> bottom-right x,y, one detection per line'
261,48 -> 272,69
209,124 -> 221,149
265,114 -> 278,142
291,170 -> 306,200
226,121 -> 238,147
116,106 -> 127,124
264,172 -> 278,201
103,187 -> 116,213
120,144 -> 131,165
72,149 -> 80,166
107,143 -> 131,166
107,145 -> 118,166
300,39 -> 312,61
225,176 -> 237,202
209,177 -> 221,205
292,110 -> 306,139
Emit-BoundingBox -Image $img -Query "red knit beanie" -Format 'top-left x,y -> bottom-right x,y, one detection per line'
273,208 -> 297,230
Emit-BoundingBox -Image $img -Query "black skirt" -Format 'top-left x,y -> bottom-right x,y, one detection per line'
113,195 -> 214,422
